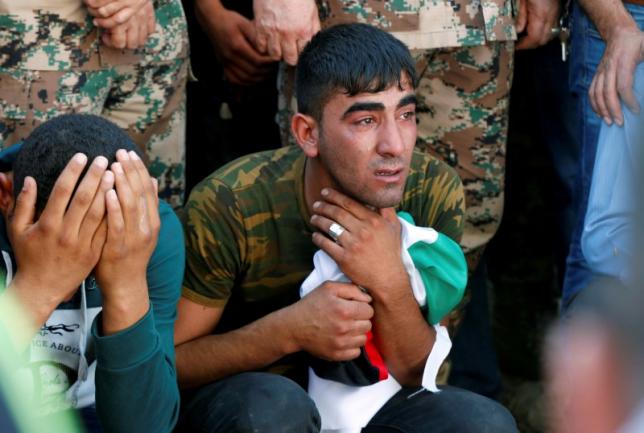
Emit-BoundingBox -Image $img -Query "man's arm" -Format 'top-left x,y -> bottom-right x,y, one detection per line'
309,189 -> 436,386
175,280 -> 373,388
92,150 -> 180,433
580,0 -> 644,125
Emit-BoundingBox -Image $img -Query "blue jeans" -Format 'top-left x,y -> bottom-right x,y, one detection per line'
177,372 -> 518,433
562,1 -> 644,308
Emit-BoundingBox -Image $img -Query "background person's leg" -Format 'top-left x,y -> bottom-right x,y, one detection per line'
177,372 -> 321,433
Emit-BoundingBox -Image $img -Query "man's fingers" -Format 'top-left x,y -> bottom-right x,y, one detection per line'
238,20 -> 275,66
589,74 -> 600,115
311,205 -> 360,237
130,150 -> 159,230
10,176 -> 37,234
126,21 -> 140,49
266,32 -> 282,60
91,218 -> 108,253
104,27 -> 127,49
296,39 -> 308,56
105,188 -> 125,243
352,319 -> 372,336
618,64 -> 640,114
40,153 -> 88,222
332,348 -> 361,361
603,64 -> 623,126
312,231 -> 345,261
117,149 -> 145,198
592,70 -> 612,125
111,161 -> 136,223
281,39 -> 299,66
332,282 -> 373,304
320,188 -> 372,220
79,170 -> 114,243
255,31 -> 269,54
64,156 -> 108,234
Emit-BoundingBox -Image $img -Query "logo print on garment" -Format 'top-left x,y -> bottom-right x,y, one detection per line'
38,323 -> 80,336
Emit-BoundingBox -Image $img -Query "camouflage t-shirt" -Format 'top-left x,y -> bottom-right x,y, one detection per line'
183,146 -> 464,341
317,0 -> 516,49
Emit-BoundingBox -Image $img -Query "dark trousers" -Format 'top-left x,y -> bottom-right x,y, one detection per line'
177,372 -> 518,433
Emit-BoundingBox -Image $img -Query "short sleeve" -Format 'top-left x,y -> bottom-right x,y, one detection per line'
181,178 -> 247,307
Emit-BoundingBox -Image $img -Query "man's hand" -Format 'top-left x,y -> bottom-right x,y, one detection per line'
288,281 -> 373,361
309,188 -> 408,300
8,154 -> 113,325
85,0 -> 149,28
515,0 -> 560,50
94,150 -> 159,335
96,0 -> 156,50
589,29 -> 644,125
253,0 -> 321,65
196,0 -> 274,85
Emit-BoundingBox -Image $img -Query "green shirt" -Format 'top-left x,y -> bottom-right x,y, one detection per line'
183,146 -> 464,336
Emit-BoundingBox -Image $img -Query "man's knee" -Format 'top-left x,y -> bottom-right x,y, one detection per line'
180,373 -> 320,433
444,389 -> 518,433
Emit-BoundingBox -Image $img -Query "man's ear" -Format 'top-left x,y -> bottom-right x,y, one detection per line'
291,113 -> 320,158
0,172 -> 14,217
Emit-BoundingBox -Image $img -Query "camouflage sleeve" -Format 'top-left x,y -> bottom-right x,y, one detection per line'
181,178 -> 247,307
411,156 -> 465,244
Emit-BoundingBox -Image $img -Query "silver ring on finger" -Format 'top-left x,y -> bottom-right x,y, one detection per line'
328,222 -> 345,243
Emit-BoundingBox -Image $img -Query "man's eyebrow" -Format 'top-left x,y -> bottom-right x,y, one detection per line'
397,94 -> 417,109
341,102 -> 385,119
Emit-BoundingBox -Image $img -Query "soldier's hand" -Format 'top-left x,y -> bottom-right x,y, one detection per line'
253,0 -> 321,65
515,0 -> 560,50
288,281 -> 373,361
8,155 -> 112,324
100,0 -> 156,50
196,0 -> 274,85
310,188 -> 409,301
589,28 -> 644,126
85,0 -> 148,28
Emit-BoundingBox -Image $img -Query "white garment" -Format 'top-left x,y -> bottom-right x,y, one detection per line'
300,217 -> 452,433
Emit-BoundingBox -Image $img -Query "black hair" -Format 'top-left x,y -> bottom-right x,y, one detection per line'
13,114 -> 140,213
296,23 -> 418,121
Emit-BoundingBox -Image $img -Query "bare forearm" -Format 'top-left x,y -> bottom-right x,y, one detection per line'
579,0 -> 638,40
370,277 -> 435,386
175,307 -> 297,389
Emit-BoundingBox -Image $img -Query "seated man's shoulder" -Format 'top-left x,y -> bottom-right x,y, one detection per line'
187,147 -> 302,205
407,150 -> 463,191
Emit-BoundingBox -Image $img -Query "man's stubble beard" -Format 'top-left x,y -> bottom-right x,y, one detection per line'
317,133 -> 405,209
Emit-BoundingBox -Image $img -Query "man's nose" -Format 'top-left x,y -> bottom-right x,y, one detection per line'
376,118 -> 406,157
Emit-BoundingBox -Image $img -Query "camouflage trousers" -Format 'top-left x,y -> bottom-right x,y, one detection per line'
0,59 -> 188,208
278,41 -> 515,271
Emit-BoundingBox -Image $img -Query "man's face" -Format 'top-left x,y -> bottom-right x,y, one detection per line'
316,77 -> 417,208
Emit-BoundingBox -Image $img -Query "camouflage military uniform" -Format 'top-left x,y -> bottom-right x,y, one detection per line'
182,145 -> 464,378
278,0 -> 516,268
0,0 -> 189,207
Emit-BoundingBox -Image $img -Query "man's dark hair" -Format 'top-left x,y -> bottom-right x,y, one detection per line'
13,114 -> 140,213
296,23 -> 418,121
